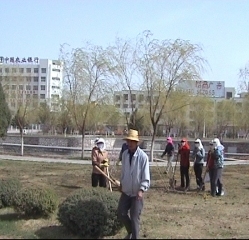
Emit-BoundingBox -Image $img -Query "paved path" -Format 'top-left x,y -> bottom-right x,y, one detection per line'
0,154 -> 248,167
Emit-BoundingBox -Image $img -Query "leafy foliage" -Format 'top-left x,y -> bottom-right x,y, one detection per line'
12,186 -> 58,218
0,82 -> 11,138
57,187 -> 122,238
0,178 -> 22,208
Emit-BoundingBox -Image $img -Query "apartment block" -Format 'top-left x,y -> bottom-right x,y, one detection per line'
0,57 -> 63,112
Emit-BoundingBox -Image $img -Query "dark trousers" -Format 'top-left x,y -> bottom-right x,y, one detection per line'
117,192 -> 144,239
208,168 -> 216,195
210,168 -> 223,196
91,173 -> 106,188
194,163 -> 204,187
180,166 -> 190,188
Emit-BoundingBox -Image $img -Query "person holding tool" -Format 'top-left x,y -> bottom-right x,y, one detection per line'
91,138 -> 109,188
117,129 -> 150,239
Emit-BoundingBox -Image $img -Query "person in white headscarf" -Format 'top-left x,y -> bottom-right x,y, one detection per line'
91,138 -> 109,188
192,138 -> 205,191
212,137 -> 225,196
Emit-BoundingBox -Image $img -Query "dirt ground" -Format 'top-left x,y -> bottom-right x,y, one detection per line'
0,159 -> 248,239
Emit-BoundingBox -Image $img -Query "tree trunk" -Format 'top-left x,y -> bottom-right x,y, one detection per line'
81,132 -> 85,160
21,132 -> 24,156
150,124 -> 157,162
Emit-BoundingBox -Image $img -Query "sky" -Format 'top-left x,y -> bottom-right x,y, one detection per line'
1,0 -> 249,90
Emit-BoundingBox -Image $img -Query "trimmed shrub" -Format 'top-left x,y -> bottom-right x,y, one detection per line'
0,178 -> 22,208
57,187 -> 123,238
12,186 -> 58,218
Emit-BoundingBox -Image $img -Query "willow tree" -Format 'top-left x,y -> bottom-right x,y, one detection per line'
136,31 -> 207,162
238,96 -> 249,138
60,43 -> 111,159
161,90 -> 190,138
189,96 -> 215,138
0,82 -> 11,138
238,61 -> 249,92
106,37 -> 142,129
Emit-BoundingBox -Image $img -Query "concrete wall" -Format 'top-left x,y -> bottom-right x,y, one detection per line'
0,135 -> 248,158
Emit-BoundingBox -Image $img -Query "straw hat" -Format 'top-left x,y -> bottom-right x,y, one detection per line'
124,129 -> 139,142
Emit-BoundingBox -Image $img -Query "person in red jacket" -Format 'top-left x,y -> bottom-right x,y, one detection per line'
206,140 -> 216,196
178,138 -> 190,191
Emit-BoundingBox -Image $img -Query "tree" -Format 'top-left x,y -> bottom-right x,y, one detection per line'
189,96 -> 214,138
107,37 -> 142,129
237,96 -> 249,138
0,82 -> 11,138
136,31 -> 207,161
238,61 -> 249,92
1,67 -> 39,155
60,42 -> 112,159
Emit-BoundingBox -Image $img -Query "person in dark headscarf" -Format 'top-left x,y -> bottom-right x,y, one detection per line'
161,137 -> 175,175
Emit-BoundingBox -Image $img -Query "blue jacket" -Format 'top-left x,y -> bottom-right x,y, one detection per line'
213,145 -> 224,168
120,147 -> 150,197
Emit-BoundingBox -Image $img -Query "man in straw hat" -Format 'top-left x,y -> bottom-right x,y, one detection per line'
117,129 -> 150,239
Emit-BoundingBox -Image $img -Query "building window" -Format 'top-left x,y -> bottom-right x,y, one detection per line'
40,94 -> 45,99
11,85 -> 16,90
19,68 -> 24,73
115,95 -> 120,101
11,68 -> 17,73
52,77 -> 60,80
33,85 -> 38,90
41,77 -> 46,82
26,85 -> 31,90
26,68 -> 31,73
226,92 -> 232,99
115,104 -> 120,108
51,94 -> 59,99
5,68 -> 9,73
26,77 -> 31,82
33,94 -> 38,99
52,86 -> 60,89
41,85 -> 46,90
131,94 -> 136,101
26,94 -> 31,99
41,68 -> 46,73
33,77 -> 38,82
52,68 -> 60,72
123,94 -> 128,101
34,68 -> 39,73
0,68 -> 2,73
138,95 -> 144,102
19,85 -> 23,90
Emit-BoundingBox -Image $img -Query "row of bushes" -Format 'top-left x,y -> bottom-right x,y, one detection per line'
0,178 -> 58,218
0,178 -> 123,238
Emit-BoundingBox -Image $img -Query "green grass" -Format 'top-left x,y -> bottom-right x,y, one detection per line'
0,159 -> 248,238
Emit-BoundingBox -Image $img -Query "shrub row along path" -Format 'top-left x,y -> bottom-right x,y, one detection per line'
0,154 -> 248,166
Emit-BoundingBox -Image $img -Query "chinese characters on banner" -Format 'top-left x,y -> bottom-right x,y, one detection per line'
0,57 -> 39,64
177,80 -> 225,98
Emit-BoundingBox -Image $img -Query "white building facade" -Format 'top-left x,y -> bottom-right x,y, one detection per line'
0,57 -> 63,112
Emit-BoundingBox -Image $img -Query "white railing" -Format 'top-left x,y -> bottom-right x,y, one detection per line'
1,143 -> 249,161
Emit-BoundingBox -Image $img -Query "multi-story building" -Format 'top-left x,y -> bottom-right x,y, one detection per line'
114,80 -> 239,136
114,81 -> 237,116
0,57 -> 63,112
